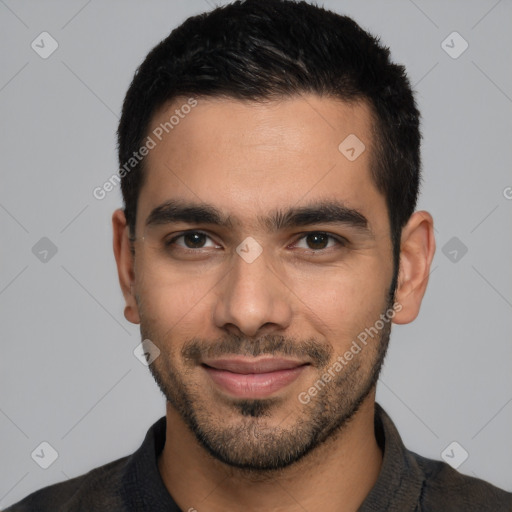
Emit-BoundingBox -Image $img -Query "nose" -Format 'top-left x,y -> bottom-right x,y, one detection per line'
212,246 -> 293,338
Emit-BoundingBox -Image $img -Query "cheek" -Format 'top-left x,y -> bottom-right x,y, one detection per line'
135,265 -> 216,335
287,262 -> 390,344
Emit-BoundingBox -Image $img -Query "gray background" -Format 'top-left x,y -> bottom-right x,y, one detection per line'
1,0 -> 511,508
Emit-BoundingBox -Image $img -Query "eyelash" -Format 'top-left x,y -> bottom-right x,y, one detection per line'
164,231 -> 347,252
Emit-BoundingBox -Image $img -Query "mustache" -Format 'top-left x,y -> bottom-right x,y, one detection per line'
181,334 -> 332,368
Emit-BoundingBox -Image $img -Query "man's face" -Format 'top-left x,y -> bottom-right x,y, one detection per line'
132,95 -> 396,471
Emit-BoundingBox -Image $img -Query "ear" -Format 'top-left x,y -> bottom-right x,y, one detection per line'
392,210 -> 436,324
112,209 -> 140,324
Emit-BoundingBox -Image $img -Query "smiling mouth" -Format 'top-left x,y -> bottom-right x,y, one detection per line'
201,357 -> 310,399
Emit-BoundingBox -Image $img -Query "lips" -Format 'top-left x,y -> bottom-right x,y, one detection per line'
203,357 -> 306,374
202,357 -> 309,398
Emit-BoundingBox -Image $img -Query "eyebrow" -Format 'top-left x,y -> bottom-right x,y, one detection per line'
145,199 -> 372,235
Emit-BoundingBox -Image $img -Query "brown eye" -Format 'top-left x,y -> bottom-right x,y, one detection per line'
305,233 -> 329,250
165,231 -> 219,250
293,232 -> 345,251
182,232 -> 207,248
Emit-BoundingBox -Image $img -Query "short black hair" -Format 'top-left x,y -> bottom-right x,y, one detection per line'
117,0 -> 421,270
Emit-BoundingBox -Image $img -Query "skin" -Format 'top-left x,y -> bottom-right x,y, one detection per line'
113,94 -> 435,512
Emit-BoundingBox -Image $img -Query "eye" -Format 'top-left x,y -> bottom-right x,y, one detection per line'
166,231 -> 220,250
293,232 -> 345,251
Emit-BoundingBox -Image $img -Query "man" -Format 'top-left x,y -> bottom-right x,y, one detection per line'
6,0 -> 511,510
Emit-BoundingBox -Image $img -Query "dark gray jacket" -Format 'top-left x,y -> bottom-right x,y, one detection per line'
5,403 -> 512,511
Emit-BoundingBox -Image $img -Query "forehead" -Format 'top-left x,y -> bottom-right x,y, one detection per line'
137,94 -> 385,231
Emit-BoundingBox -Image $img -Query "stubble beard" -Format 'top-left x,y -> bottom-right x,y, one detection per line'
141,302 -> 393,474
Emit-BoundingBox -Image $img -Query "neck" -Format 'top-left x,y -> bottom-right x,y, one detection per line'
157,392 -> 383,512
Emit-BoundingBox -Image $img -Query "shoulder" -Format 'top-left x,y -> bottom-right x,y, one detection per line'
373,403 -> 512,511
3,455 -> 129,512
411,450 -> 512,511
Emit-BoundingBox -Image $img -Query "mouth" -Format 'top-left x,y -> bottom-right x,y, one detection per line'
201,357 -> 310,399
